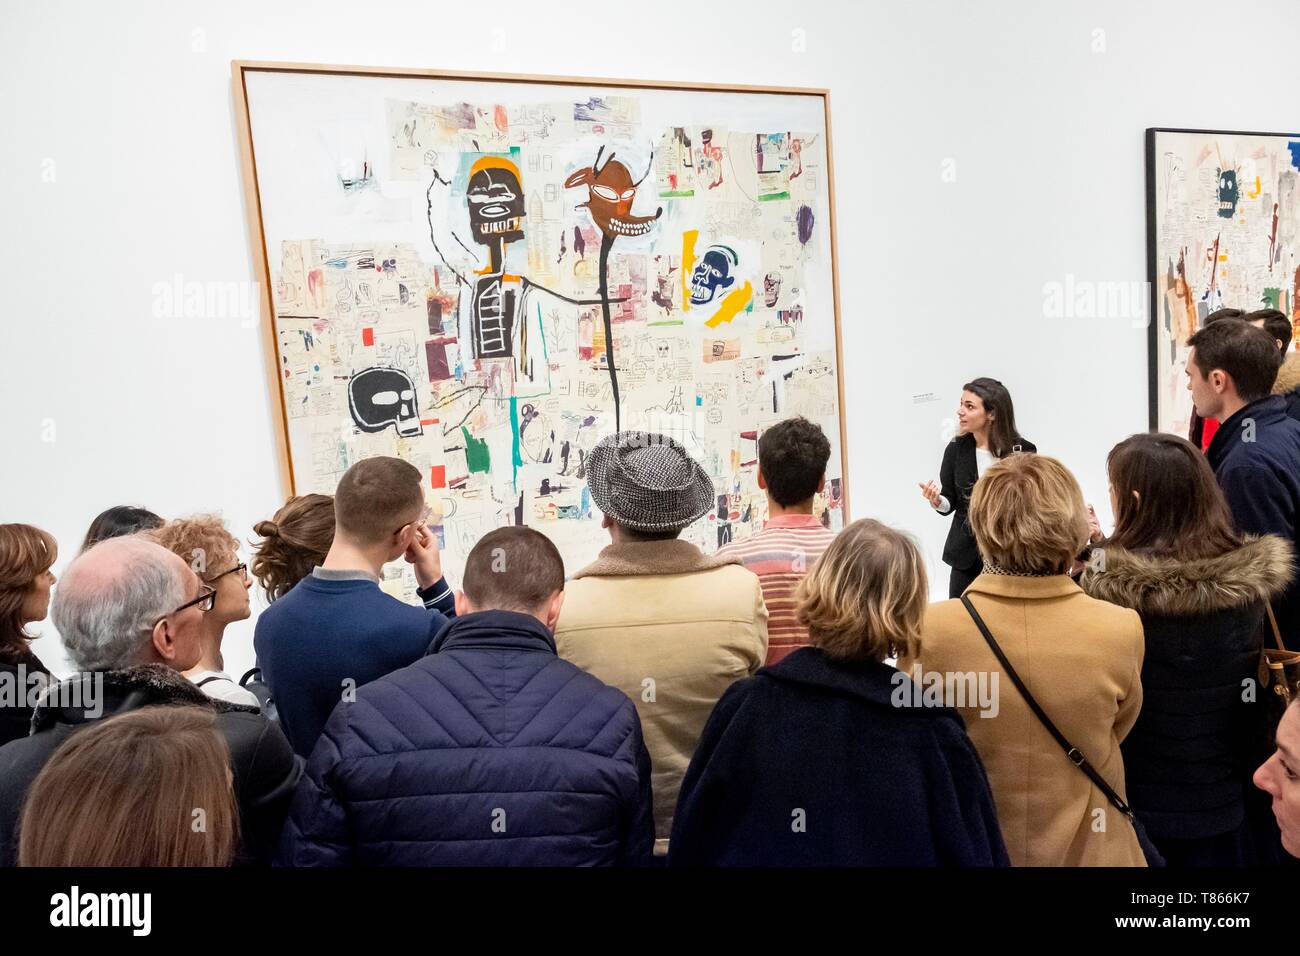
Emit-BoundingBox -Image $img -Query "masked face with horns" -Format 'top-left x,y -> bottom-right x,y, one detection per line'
564,146 -> 662,239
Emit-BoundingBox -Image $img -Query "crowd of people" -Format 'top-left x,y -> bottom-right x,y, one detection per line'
1,312 -> 1299,867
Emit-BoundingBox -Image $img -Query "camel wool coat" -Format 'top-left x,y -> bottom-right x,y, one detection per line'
900,573 -> 1146,866
555,538 -> 768,856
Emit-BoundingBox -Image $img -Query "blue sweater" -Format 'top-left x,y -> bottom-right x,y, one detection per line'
254,571 -> 454,757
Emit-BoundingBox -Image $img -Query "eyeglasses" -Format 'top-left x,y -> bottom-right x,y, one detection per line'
393,506 -> 433,536
208,562 -> 248,583
151,584 -> 217,628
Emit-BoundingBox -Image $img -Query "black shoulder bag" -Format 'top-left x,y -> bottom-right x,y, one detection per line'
238,667 -> 278,722
961,595 -> 1164,867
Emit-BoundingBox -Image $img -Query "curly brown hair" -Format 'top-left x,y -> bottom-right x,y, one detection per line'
251,494 -> 335,602
0,524 -> 58,659
148,515 -> 240,581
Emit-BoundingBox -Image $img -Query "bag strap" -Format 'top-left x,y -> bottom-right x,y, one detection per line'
961,594 -> 1134,820
195,674 -> 234,688
1265,603 -> 1287,652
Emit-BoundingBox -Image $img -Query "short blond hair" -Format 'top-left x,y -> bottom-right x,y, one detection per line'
795,518 -> 928,661
968,453 -> 1088,574
149,514 -> 239,583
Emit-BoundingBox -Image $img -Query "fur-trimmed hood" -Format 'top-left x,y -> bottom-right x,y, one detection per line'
1274,351 -> 1300,397
1080,534 -> 1295,616
31,662 -> 259,730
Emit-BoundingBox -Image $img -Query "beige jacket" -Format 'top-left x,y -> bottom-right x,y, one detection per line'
900,574 -> 1146,866
555,539 -> 768,855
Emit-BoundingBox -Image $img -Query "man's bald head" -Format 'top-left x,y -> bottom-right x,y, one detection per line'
53,536 -> 195,671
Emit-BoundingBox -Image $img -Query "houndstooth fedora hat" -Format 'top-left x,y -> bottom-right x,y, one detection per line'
586,431 -> 715,532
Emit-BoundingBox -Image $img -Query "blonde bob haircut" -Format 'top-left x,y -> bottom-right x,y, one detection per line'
968,453 -> 1088,575
795,518 -> 928,662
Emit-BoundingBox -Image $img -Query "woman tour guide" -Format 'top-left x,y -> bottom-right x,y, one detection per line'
920,377 -> 1036,597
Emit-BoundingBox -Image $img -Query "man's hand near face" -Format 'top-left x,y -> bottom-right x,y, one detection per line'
404,522 -> 443,590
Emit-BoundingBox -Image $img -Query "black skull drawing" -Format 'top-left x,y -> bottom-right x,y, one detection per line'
348,367 -> 423,437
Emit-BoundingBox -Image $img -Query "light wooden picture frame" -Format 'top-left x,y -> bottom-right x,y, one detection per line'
233,60 -> 850,589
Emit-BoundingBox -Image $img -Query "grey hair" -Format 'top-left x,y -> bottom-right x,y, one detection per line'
52,536 -> 189,671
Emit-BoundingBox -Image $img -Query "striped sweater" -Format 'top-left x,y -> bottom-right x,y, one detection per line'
716,514 -> 838,665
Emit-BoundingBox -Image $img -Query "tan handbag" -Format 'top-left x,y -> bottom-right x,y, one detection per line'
1261,604 -> 1300,709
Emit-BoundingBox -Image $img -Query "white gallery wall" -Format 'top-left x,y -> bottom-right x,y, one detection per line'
3,0 -> 1298,679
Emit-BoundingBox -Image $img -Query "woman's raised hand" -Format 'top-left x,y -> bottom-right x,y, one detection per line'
918,480 -> 942,510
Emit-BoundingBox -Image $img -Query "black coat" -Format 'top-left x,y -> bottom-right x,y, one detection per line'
668,648 -> 1010,866
937,433 -> 1036,571
1081,535 -> 1293,847
0,648 -> 49,748
0,664 -> 302,866
1205,395 -> 1300,649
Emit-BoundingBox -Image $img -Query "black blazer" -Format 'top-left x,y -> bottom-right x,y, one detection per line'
936,433 -> 1036,570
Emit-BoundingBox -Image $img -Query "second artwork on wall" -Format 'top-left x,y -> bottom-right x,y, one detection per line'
1147,127 -> 1300,434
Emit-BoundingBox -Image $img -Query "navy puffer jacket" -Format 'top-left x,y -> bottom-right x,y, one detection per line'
277,610 -> 655,866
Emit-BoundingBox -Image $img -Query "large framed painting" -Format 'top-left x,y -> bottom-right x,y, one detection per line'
233,61 -> 848,595
1147,127 -> 1300,433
